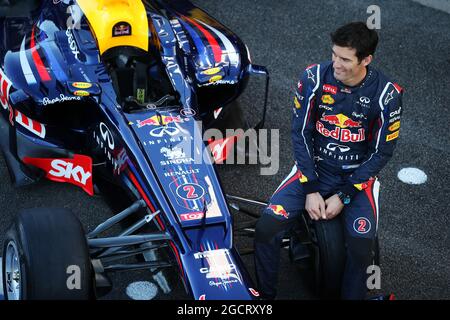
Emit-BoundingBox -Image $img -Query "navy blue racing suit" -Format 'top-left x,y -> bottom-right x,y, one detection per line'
254,61 -> 403,299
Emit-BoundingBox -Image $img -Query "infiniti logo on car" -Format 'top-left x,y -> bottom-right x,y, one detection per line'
99,122 -> 115,150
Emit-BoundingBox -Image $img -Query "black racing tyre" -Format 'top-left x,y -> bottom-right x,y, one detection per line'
310,217 -> 346,299
2,208 -> 94,300
372,236 -> 380,266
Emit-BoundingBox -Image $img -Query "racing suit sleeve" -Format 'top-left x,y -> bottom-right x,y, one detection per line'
291,65 -> 321,194
338,83 -> 404,197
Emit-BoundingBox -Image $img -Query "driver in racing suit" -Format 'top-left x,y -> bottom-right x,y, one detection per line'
254,22 -> 403,300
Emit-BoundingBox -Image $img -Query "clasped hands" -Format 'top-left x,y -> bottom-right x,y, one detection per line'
305,192 -> 344,221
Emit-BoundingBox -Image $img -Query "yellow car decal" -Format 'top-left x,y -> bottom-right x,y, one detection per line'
77,0 -> 149,54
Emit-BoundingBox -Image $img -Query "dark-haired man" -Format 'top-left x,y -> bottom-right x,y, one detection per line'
254,22 -> 403,300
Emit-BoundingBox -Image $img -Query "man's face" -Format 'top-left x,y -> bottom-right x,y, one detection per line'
331,45 -> 370,85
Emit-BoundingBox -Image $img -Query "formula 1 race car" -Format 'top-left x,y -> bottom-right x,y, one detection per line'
0,0 -> 270,300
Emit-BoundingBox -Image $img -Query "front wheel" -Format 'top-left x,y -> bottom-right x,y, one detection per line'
2,208 -> 94,300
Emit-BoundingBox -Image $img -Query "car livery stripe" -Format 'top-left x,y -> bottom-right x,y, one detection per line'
126,169 -> 163,227
169,241 -> 185,280
30,26 -> 51,82
126,159 -> 160,208
189,165 -> 204,213
189,166 -> 199,185
195,19 -> 239,67
182,15 -> 222,63
20,37 -> 38,85
0,68 -> 12,110
182,171 -> 201,211
15,110 -> 46,138
39,41 -> 68,82
176,16 -> 212,66
168,168 -> 190,209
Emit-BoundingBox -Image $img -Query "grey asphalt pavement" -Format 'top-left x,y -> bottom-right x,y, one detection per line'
1,0 -> 449,300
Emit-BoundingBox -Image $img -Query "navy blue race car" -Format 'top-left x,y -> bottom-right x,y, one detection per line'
0,0 -> 269,300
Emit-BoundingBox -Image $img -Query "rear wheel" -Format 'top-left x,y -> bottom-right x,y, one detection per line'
2,208 -> 94,300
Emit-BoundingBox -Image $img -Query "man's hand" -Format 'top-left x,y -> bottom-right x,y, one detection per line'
325,194 -> 345,219
305,192 -> 326,220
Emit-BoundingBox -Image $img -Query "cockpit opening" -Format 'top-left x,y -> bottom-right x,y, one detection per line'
102,46 -> 177,112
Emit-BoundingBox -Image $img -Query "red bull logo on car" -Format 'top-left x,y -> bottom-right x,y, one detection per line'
316,113 -> 365,143
268,204 -> 289,219
137,115 -> 183,128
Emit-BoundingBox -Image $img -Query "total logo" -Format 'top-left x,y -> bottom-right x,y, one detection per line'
137,115 -> 183,128
179,212 -> 204,221
316,121 -> 365,143
323,84 -> 337,95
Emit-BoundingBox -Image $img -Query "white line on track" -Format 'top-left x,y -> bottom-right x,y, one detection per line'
126,281 -> 158,300
397,167 -> 428,185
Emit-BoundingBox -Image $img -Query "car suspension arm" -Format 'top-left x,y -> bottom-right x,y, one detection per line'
88,232 -> 171,248
87,199 -> 148,238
